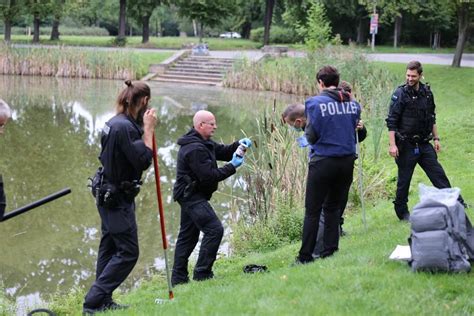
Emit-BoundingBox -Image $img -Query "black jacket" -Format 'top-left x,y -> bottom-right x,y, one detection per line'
99,113 -> 153,184
173,128 -> 239,202
386,82 -> 436,138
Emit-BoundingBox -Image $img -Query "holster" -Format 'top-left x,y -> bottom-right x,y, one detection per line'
173,175 -> 197,202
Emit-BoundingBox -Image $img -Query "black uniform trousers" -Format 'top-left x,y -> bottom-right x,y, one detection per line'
84,199 -> 139,309
171,199 -> 224,286
298,156 -> 354,263
394,141 -> 463,219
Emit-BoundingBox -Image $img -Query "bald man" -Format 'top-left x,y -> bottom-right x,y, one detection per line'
171,110 -> 251,286
0,99 -> 11,219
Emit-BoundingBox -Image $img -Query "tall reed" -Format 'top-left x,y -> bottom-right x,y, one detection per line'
0,43 -> 140,79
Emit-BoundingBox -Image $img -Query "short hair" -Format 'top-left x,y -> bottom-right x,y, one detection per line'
316,65 -> 340,87
407,61 -> 423,74
0,99 -> 11,119
116,80 -> 151,114
339,81 -> 352,93
282,103 -> 305,123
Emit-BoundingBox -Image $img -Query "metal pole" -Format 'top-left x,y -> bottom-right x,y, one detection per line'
152,133 -> 174,300
356,132 -> 367,231
1,188 -> 71,222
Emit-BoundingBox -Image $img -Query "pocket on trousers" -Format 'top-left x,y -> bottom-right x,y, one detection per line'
107,205 -> 135,234
187,201 -> 218,229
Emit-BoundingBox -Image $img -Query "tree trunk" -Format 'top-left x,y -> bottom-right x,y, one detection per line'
452,3 -> 470,67
118,0 -> 127,37
263,0 -> 275,45
33,14 -> 41,43
199,22 -> 204,43
142,15 -> 150,43
356,18 -> 365,44
192,19 -> 198,37
50,18 -> 60,40
432,31 -> 440,50
241,21 -> 252,39
4,19 -> 12,42
393,15 -> 402,48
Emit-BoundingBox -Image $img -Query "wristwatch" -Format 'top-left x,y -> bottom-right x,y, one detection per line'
433,137 -> 440,141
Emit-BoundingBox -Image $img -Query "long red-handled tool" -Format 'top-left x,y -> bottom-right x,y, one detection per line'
152,133 -> 174,300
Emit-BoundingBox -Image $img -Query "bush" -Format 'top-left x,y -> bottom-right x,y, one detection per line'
250,26 -> 300,44
232,199 -> 304,255
111,35 -> 127,47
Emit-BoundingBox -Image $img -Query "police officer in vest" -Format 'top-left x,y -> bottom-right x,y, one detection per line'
0,99 -> 12,219
386,61 -> 466,221
83,80 -> 158,314
295,66 -> 362,264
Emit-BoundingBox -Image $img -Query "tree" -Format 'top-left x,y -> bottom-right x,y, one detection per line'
118,0 -> 127,37
296,0 -> 331,51
263,0 -> 276,45
50,0 -> 66,40
418,0 -> 455,50
0,0 -> 23,42
177,0 -> 235,42
129,0 -> 166,43
27,0 -> 51,43
362,0 -> 419,48
452,1 -> 472,67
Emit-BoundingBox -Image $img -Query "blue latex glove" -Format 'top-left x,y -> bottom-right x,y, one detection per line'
296,135 -> 309,148
230,152 -> 244,168
239,138 -> 252,148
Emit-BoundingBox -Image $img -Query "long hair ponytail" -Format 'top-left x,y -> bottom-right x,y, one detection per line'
116,80 -> 151,115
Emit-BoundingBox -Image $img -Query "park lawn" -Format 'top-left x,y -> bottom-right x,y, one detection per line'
48,63 -> 474,315
8,35 -> 261,50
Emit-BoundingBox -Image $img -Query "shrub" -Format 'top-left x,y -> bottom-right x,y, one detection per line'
250,26 -> 300,44
111,35 -> 127,47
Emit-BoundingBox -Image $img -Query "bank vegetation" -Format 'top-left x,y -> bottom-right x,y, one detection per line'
0,44 -> 169,79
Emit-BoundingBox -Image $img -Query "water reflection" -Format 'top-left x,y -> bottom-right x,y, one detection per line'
0,75 -> 297,311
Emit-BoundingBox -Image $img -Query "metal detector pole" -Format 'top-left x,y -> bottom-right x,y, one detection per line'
1,188 -> 71,222
152,133 -> 174,300
356,132 -> 367,231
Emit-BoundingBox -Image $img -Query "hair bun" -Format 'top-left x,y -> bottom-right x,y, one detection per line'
125,80 -> 132,87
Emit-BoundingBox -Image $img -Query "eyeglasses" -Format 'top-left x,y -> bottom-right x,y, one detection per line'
201,121 -> 216,127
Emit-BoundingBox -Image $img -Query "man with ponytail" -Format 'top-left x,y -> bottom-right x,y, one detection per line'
83,80 -> 158,315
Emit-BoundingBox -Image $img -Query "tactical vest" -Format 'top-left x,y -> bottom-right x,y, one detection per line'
409,185 -> 473,273
397,84 -> 435,138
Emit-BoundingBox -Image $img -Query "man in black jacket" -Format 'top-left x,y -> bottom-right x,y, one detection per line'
171,110 -> 251,286
0,99 -> 11,219
386,61 -> 465,221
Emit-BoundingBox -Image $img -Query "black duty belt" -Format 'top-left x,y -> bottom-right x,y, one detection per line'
396,132 -> 432,144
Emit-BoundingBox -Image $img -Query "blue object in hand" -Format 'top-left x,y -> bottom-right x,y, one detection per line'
230,152 -> 244,168
296,135 -> 309,147
239,138 -> 252,148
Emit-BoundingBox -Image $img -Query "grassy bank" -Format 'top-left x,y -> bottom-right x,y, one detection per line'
0,44 -> 172,79
6,35 -> 473,53
37,63 -> 474,315
6,35 -> 261,50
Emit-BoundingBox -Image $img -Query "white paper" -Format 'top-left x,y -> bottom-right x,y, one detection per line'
389,245 -> 412,261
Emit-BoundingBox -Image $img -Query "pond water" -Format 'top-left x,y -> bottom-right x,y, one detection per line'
0,75 -> 298,312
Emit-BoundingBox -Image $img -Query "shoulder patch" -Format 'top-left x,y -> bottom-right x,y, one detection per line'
391,94 -> 398,101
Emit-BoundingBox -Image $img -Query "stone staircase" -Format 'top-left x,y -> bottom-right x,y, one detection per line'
150,55 -> 235,86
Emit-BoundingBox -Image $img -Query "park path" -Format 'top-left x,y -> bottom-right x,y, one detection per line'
9,44 -> 474,67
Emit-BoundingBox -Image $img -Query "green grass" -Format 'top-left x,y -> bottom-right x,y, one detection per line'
7,35 -> 261,50
44,63 -> 474,315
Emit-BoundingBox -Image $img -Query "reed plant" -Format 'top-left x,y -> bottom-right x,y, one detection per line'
231,101 -> 308,254
0,43 -> 141,79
